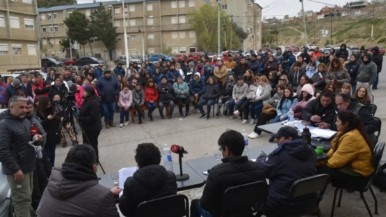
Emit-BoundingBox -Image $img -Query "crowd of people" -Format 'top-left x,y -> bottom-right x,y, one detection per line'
0,43 -> 383,217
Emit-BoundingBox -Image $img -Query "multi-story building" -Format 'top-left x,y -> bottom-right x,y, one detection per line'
0,0 -> 40,72
211,0 -> 262,51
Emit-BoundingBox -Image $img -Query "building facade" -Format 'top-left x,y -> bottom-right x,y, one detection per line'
0,0 -> 40,72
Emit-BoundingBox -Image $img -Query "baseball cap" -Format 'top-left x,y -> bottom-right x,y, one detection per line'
271,126 -> 299,139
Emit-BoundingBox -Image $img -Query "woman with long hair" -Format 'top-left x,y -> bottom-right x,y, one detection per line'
324,57 -> 350,90
321,111 -> 374,189
312,63 -> 328,92
292,83 -> 315,120
273,86 -> 298,123
354,85 -> 371,106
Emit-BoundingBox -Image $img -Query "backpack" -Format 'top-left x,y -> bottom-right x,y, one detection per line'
373,162 -> 386,191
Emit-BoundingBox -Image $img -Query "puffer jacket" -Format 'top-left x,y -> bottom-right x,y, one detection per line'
202,83 -> 220,100
132,89 -> 144,106
96,76 -> 119,103
119,165 -> 177,217
145,86 -> 159,102
157,82 -> 174,101
324,70 -> 351,84
328,129 -> 374,177
173,81 -> 190,98
232,83 -> 248,100
0,110 -> 35,174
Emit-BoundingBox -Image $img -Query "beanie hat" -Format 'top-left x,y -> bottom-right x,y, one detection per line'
13,78 -> 21,86
301,83 -> 315,96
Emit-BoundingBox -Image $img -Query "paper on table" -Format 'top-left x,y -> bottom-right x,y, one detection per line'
118,167 -> 137,189
309,128 -> 336,139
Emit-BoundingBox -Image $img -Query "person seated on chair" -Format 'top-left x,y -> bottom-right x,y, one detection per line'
319,111 -> 374,190
302,90 -> 336,129
198,76 -> 220,119
37,145 -> 121,217
157,76 -> 175,119
190,130 -> 266,217
119,143 -> 177,217
227,76 -> 248,119
256,126 -> 317,216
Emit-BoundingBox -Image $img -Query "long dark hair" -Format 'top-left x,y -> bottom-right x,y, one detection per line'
36,95 -> 52,117
335,111 -> 372,153
279,86 -> 294,110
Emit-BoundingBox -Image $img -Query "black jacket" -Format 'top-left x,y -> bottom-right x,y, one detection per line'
372,52 -> 383,73
200,156 -> 266,217
302,97 -> 336,127
79,95 -> 102,132
48,83 -> 68,100
157,82 -> 174,101
119,165 -> 177,217
0,110 -> 35,174
202,83 -> 220,100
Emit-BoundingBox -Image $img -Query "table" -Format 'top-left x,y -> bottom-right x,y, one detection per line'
98,162 -> 206,191
257,122 -> 282,134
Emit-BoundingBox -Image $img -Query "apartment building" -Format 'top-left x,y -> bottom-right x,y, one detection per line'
0,0 -> 40,72
211,0 -> 262,51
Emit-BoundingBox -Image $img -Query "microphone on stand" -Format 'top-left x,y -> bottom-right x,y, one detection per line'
170,144 -> 189,181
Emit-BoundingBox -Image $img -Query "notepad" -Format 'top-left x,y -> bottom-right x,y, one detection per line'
118,167 -> 137,189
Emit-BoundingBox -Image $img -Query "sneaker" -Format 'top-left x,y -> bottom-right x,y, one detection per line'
200,113 -> 206,118
123,121 -> 129,126
248,132 -> 259,139
249,119 -> 255,125
119,123 -> 123,128
233,110 -> 240,116
242,119 -> 248,124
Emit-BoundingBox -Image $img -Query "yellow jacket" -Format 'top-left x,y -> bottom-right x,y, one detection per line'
327,129 -> 374,177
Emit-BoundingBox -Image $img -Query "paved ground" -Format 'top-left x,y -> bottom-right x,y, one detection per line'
54,57 -> 386,217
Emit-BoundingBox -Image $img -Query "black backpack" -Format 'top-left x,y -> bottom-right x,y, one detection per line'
373,162 -> 386,191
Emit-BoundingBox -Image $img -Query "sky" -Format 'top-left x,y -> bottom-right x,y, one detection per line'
255,0 -> 350,18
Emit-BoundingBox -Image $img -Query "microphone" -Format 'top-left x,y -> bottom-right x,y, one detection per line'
170,144 -> 189,181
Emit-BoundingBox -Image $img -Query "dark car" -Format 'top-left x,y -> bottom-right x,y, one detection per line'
63,58 -> 76,66
114,55 -> 142,65
75,57 -> 104,67
147,54 -> 172,63
41,58 -> 63,67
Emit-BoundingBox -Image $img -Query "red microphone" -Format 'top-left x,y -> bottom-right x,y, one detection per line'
171,144 -> 188,154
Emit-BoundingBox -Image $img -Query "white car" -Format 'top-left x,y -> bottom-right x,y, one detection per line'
0,163 -> 12,217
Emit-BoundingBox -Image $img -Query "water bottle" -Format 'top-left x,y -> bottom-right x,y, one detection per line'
162,144 -> 173,171
288,109 -> 294,122
302,127 -> 312,145
242,129 -> 249,156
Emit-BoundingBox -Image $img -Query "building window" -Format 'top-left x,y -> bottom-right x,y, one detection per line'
47,14 -> 52,20
171,1 -> 177,8
0,44 -> 8,55
189,31 -> 196,38
129,19 -> 136,26
40,14 -> 45,20
172,47 -> 179,54
53,25 -> 58,31
42,39 -> 47,45
129,34 -> 136,41
10,17 -> 20,28
53,13 -> 57,19
123,6 -> 128,14
27,44 -> 36,55
172,32 -> 178,39
23,0 -> 32,4
148,48 -> 155,54
148,33 -> 154,40
42,27 -> 46,32
179,32 -> 186,39
0,15 -> 5,27
147,4 -> 153,11
188,0 -> 195,7
114,8 -> 121,14
11,44 -> 22,55
171,16 -> 178,24
222,4 -> 227,10
147,18 -> 153,26
180,47 -> 186,53
114,20 -> 121,27
49,26 -> 53,32
178,1 -> 185,8
129,5 -> 135,12
24,18 -> 34,30
179,16 -> 186,23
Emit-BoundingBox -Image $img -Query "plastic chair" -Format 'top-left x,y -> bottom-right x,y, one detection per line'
330,142 -> 385,217
134,194 -> 189,217
373,117 -> 382,144
370,104 -> 377,116
286,174 -> 330,217
222,181 -> 268,217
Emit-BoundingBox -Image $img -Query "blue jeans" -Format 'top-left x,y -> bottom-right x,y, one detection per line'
372,72 -> 379,89
190,199 -> 213,217
227,99 -> 246,115
146,102 -> 157,115
273,114 -> 288,123
249,101 -> 263,119
120,107 -> 129,123
159,100 -> 174,117
198,98 -> 215,115
102,101 -> 115,123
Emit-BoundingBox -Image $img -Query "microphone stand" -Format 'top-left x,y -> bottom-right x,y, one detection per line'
176,151 -> 189,181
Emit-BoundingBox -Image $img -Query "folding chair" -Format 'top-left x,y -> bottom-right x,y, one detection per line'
331,142 -> 385,217
373,117 -> 382,145
222,181 -> 268,217
370,104 -> 377,116
135,194 -> 189,217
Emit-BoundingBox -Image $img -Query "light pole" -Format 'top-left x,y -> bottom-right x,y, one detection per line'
217,2 -> 221,54
121,0 -> 129,67
300,0 -> 308,45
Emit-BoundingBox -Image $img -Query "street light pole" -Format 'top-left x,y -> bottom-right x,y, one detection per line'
122,0 -> 129,67
217,2 -> 221,54
300,0 -> 308,45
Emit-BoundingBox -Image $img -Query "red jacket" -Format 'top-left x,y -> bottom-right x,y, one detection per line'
145,86 -> 159,102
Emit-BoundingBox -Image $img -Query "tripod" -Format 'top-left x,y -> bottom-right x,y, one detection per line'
65,102 -> 106,174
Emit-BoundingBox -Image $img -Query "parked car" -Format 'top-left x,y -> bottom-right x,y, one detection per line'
41,58 -> 63,68
188,52 -> 206,61
75,57 -> 104,67
175,53 -> 187,62
114,55 -> 142,65
147,54 -> 173,63
0,163 -> 12,217
63,58 -> 76,66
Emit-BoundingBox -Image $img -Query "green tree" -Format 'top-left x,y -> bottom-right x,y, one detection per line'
64,11 -> 91,56
38,0 -> 75,8
188,5 -> 245,51
89,3 -> 118,60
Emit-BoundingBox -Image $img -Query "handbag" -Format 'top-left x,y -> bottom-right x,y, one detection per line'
262,104 -> 276,116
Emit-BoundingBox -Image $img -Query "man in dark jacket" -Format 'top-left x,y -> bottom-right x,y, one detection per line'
97,70 -> 119,128
119,143 -> 177,217
113,63 -> 126,77
335,43 -> 349,60
257,126 -> 317,216
302,90 -> 336,129
191,130 -> 266,217
48,76 -> 68,100
37,145 -> 120,217
157,76 -> 174,119
189,73 -> 205,110
371,46 -> 383,90
233,57 -> 248,78
0,96 -> 43,217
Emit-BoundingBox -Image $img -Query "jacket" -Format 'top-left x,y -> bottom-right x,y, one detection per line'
232,83 -> 248,100
257,139 -> 317,209
287,69 -> 305,88
324,70 -> 351,84
328,129 -> 374,177
221,79 -> 235,98
79,95 -> 102,132
202,83 -> 220,100
345,61 -> 360,86
37,166 -> 119,217
213,65 -> 228,86
119,89 -> 133,108
200,156 -> 266,217
145,86 -> 159,102
233,63 -> 248,78
276,97 -> 298,120
132,89 -> 145,105
48,83 -> 68,100
0,110 -> 35,174
311,71 -> 327,91
189,78 -> 205,96
119,165 -> 177,217
96,76 -> 119,103
356,61 -> 377,83
173,81 -> 190,98
157,82 -> 174,101
302,97 -> 336,127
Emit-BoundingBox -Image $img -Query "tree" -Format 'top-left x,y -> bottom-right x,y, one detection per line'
64,11 -> 91,56
89,3 -> 118,60
188,5 -> 245,51
38,0 -> 75,8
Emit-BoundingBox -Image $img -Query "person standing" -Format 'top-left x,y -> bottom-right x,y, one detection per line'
97,70 -> 119,128
114,63 -> 126,78
79,86 -> 102,162
356,53 -> 377,97
0,96 -> 43,217
371,46 -> 383,90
